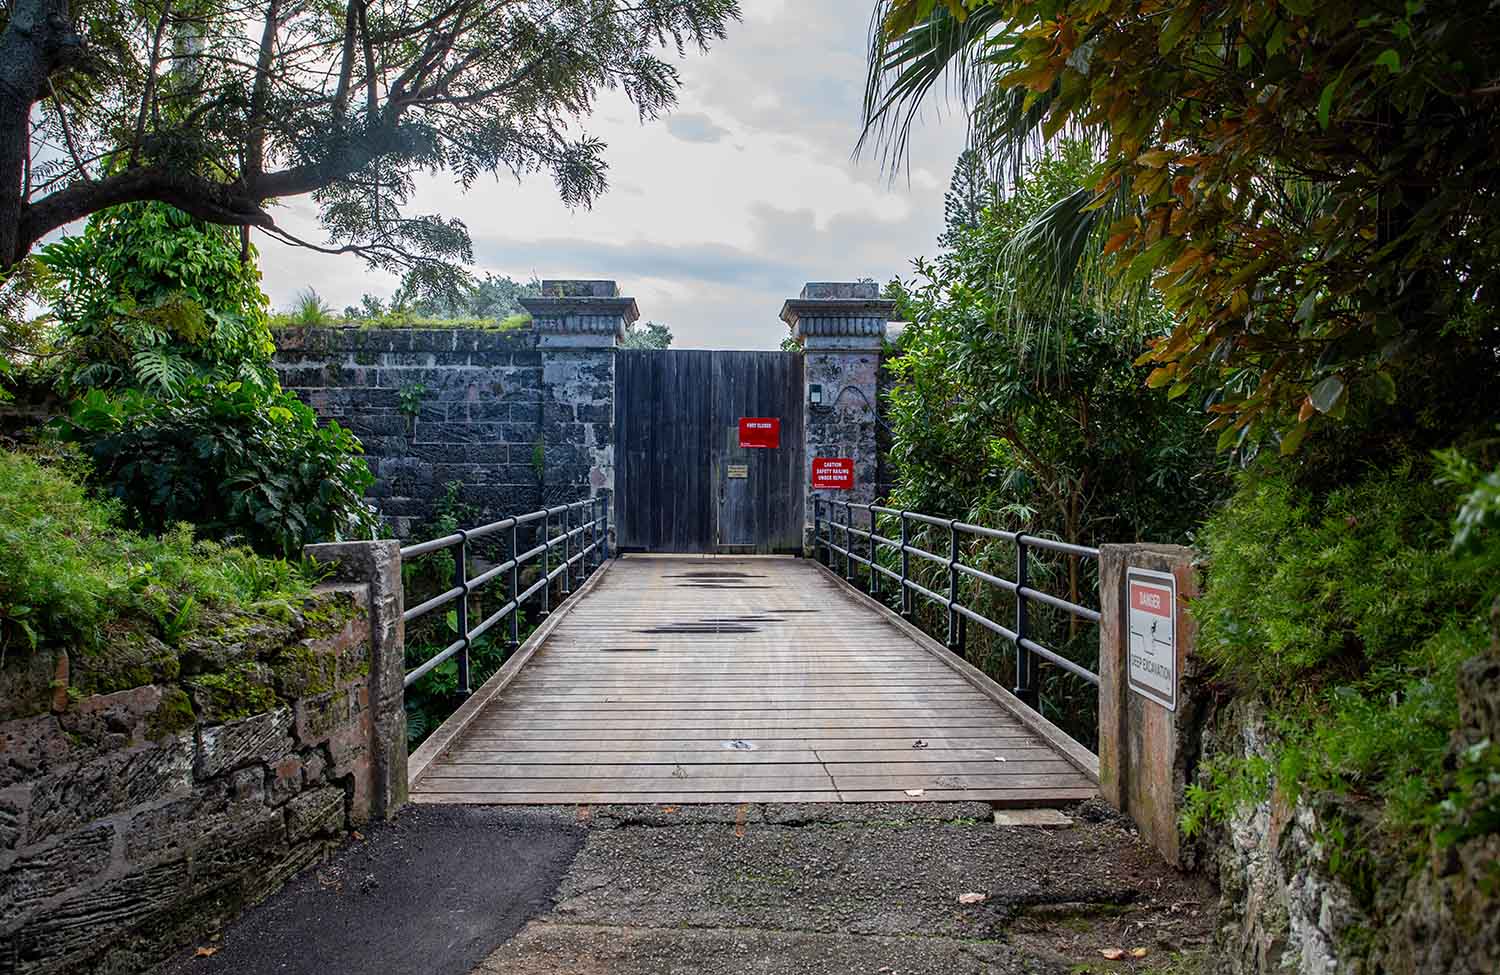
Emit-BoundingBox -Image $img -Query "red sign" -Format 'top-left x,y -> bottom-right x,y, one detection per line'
738,417 -> 781,449
811,457 -> 855,490
1130,581 -> 1172,618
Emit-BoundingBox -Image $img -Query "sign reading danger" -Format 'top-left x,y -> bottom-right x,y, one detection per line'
1126,567 -> 1177,711
738,417 -> 781,449
811,457 -> 855,490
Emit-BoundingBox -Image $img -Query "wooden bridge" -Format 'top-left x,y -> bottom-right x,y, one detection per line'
407,555 -> 1098,806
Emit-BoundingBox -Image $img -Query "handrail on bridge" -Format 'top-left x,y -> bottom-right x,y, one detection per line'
399,496 -> 609,692
812,498 -> 1100,710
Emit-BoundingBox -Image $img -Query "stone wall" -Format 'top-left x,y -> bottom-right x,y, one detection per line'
272,282 -> 631,540
1187,600 -> 1500,975
0,552 -> 406,975
272,326 -> 545,538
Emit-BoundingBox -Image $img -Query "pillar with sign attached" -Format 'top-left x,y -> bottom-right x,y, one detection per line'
1098,543 -> 1200,867
780,282 -> 894,548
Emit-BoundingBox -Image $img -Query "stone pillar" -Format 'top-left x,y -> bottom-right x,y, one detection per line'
1097,543 -> 1200,866
302,539 -> 407,820
780,282 -> 894,542
520,281 -> 635,515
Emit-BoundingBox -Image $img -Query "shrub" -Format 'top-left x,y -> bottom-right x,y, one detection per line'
0,449 -> 315,658
37,202 -> 275,395
1187,452 -> 1500,839
54,380 -> 380,558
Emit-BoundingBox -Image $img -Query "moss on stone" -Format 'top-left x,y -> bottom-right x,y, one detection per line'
271,643 -> 339,699
71,627 -> 181,697
147,686 -> 197,739
186,661 -> 279,721
299,591 -> 360,641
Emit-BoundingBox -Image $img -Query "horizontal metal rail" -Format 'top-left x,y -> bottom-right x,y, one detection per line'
400,496 -> 609,692
813,499 -> 1101,716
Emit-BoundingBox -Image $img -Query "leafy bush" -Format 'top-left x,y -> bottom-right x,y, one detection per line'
54,380 -> 380,558
1187,453 -> 1500,838
37,203 -> 275,394
0,449 -> 316,658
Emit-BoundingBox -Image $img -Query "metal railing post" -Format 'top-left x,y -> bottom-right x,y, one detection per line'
813,498 -> 823,564
601,496 -> 611,561
508,520 -> 521,649
540,509 -> 551,617
1015,533 -> 1037,707
946,520 -> 960,652
842,503 -> 853,582
454,530 -> 471,695
899,511 -> 911,618
561,504 -> 572,596
868,507 -> 878,597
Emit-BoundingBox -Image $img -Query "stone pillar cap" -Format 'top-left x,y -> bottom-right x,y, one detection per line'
780,281 -> 895,350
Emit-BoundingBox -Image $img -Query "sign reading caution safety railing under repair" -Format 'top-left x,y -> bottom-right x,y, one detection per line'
1126,567 -> 1177,711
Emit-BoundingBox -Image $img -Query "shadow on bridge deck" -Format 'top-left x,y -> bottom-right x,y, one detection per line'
408,555 -> 1097,805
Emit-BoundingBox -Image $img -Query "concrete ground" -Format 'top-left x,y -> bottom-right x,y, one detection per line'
157,801 -> 1214,975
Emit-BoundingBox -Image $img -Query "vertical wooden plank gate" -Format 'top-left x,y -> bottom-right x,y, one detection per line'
615,350 -> 805,554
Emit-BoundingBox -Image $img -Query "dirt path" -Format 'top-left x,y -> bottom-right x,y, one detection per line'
157,801 -> 1213,975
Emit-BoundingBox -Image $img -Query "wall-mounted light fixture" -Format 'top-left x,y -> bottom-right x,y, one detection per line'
808,383 -> 823,405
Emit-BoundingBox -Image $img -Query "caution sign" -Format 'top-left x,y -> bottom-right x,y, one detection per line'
738,418 -> 780,449
811,457 -> 854,490
1126,567 -> 1177,711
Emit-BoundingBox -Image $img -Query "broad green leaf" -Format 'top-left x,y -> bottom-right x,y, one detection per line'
1309,375 -> 1346,414
1375,48 -> 1402,74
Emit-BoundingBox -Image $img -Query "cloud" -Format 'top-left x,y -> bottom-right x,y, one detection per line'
665,112 -> 731,144
252,0 -> 969,349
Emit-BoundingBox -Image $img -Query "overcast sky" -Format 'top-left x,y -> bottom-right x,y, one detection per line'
255,1 -> 969,350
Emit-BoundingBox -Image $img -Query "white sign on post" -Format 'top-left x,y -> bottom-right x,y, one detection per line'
1126,567 -> 1177,711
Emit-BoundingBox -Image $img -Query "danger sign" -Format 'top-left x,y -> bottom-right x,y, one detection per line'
811,457 -> 854,490
738,417 -> 780,449
1126,567 -> 1177,711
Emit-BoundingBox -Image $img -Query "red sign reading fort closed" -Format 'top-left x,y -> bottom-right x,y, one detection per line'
738,417 -> 781,449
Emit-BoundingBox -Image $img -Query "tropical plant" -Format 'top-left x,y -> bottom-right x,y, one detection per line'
2,0 -> 741,290
36,202 -> 274,394
863,1 -> 1500,453
53,379 -> 380,558
289,289 -> 332,327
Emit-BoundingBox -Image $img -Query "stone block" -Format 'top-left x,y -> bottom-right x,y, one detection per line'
0,714 -> 74,789
6,860 -> 192,973
0,824 -> 114,917
0,785 -> 27,852
268,755 -> 303,806
24,737 -> 192,846
195,709 -> 294,780
285,786 -> 346,843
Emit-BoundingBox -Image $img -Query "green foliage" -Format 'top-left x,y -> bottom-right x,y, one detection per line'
1436,444 -> 1500,553
1186,454 -> 1499,840
0,449 -> 316,658
885,145 -> 1225,545
37,203 -> 274,394
397,383 -> 428,419
621,320 -> 674,350
290,289 -> 333,327
866,0 -> 1500,451
53,380 -> 380,558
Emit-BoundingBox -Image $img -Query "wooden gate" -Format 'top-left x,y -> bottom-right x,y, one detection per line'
615,350 -> 804,553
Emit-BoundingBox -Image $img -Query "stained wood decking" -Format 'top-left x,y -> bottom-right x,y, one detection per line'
409,556 -> 1098,805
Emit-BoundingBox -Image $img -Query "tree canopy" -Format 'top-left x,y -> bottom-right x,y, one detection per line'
864,0 -> 1500,455
1,0 -> 740,285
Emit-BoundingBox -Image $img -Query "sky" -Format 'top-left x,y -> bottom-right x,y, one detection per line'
253,0 -> 970,350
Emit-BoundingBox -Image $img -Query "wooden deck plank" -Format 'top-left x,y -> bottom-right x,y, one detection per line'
408,555 -> 1098,807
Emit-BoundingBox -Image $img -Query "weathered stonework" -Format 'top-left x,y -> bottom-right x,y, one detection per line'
273,281 -> 631,539
272,326 -> 543,538
0,560 -> 405,975
781,282 -> 894,539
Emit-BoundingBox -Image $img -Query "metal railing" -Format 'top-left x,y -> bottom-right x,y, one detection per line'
812,497 -> 1100,709
399,496 -> 609,691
